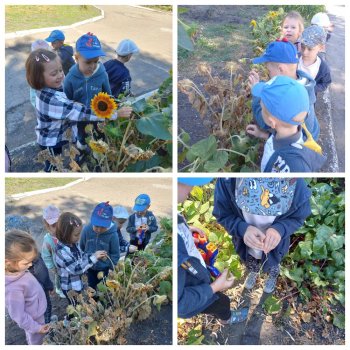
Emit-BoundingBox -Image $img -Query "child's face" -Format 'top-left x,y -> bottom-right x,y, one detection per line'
43,57 -> 64,89
93,226 -> 109,234
301,44 -> 322,63
112,217 -> 127,229
51,40 -> 64,50
77,56 -> 99,76
71,226 -> 82,244
6,250 -> 37,273
282,17 -> 302,43
136,208 -> 148,217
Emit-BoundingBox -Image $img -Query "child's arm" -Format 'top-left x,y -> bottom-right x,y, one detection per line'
126,215 -> 137,239
315,63 -> 332,94
102,72 -> 112,95
109,230 -> 120,266
41,240 -> 55,270
147,213 -> 158,234
246,124 -> 270,139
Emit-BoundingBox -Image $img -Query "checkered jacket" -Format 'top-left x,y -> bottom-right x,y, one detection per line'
55,241 -> 98,292
35,87 -> 100,146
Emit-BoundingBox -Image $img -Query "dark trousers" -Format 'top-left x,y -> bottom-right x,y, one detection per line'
39,145 -> 63,172
87,268 -> 109,290
202,292 -> 231,321
44,289 -> 52,324
130,238 -> 147,251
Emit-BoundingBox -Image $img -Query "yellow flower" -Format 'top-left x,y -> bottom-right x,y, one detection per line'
89,140 -> 109,154
250,20 -> 257,27
90,92 -> 117,119
268,11 -> 278,19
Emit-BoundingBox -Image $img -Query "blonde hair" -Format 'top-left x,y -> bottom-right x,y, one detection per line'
282,11 -> 305,33
5,230 -> 38,262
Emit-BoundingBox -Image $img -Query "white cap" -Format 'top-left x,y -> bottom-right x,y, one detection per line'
311,13 -> 331,27
112,205 -> 129,219
43,205 -> 60,225
31,39 -> 50,52
116,39 -> 139,56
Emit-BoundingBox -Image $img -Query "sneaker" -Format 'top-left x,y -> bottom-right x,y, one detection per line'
56,289 -> 66,298
244,272 -> 258,290
226,307 -> 249,324
263,274 -> 278,293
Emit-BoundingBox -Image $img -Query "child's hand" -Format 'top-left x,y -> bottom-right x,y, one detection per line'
39,324 -> 51,334
129,245 -> 138,253
246,124 -> 270,139
189,226 -> 206,243
248,69 -> 260,88
263,228 -> 281,254
118,106 -> 133,118
49,289 -> 56,297
94,250 -> 107,260
210,269 -> 234,293
244,225 -> 265,250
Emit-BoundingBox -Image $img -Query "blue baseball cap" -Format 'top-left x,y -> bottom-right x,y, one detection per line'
133,194 -> 151,211
76,33 -> 106,59
252,76 -> 309,125
252,40 -> 299,64
45,30 -> 65,42
178,178 -> 213,186
91,202 -> 113,228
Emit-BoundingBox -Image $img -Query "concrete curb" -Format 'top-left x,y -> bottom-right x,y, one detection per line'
8,177 -> 90,200
5,6 -> 104,39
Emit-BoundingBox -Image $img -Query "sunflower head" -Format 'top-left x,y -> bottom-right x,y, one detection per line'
91,92 -> 117,119
250,19 -> 257,28
89,140 -> 109,154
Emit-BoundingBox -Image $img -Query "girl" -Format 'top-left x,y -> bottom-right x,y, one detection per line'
281,11 -> 304,53
41,204 -> 65,298
55,212 -> 106,303
25,49 -> 132,172
5,230 -> 50,345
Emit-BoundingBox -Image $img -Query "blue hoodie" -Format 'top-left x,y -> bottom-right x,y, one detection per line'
79,223 -> 120,271
252,70 -> 319,141
178,215 -> 218,319
126,211 -> 158,245
213,178 -> 311,271
58,45 -> 75,75
64,63 -> 112,107
104,59 -> 131,98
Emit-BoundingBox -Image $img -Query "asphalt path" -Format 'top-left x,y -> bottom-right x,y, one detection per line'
5,6 -> 172,151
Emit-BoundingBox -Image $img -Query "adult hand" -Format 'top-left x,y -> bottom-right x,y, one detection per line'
39,324 -> 51,334
263,228 -> 281,254
243,225 -> 265,250
246,124 -> 269,139
210,269 -> 234,293
248,69 -> 260,88
118,106 -> 133,118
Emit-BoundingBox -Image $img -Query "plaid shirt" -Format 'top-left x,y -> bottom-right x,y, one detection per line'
35,87 -> 100,146
55,241 -> 97,292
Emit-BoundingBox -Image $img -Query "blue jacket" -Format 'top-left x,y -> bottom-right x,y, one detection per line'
57,45 -> 75,75
103,59 -> 131,98
116,226 -> 129,253
64,63 -> 112,107
178,215 -> 218,318
253,70 -> 319,141
79,223 -> 120,271
263,129 -> 326,172
126,211 -> 158,245
213,178 -> 311,271
315,58 -> 332,95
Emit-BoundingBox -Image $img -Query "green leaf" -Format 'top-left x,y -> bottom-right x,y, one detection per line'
186,329 -> 204,345
88,321 -> 98,337
282,266 -> 304,283
159,281 -> 172,297
331,250 -> 344,266
135,112 -> 172,140
190,186 -> 203,201
190,135 -> 217,161
132,98 -> 148,113
326,234 -> 344,251
333,313 -> 345,329
204,150 -> 228,172
178,20 -> 194,51
199,201 -> 210,214
298,241 -> 313,259
263,295 -> 282,314
104,124 -> 122,139
313,225 -> 333,250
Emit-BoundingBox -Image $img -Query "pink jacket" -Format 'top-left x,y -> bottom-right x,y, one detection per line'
5,270 -> 47,334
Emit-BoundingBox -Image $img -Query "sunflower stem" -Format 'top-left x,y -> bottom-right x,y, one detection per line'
116,116 -> 134,170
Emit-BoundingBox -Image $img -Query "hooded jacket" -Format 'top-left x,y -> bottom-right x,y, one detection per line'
104,59 -> 131,98
5,271 -> 47,334
213,178 -> 311,271
63,63 -> 112,107
126,211 -> 158,245
178,215 -> 218,319
57,45 -> 75,75
314,57 -> 332,95
80,223 -> 120,271
252,69 -> 319,141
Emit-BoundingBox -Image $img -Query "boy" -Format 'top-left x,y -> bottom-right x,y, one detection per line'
45,29 -> 75,75
213,177 -> 311,294
126,194 -> 158,251
104,39 -> 139,98
246,75 -> 326,172
64,33 -> 112,151
311,12 -> 334,43
178,178 -> 248,323
112,205 -> 131,253
298,25 -> 331,96
249,40 -> 319,141
80,202 -> 120,289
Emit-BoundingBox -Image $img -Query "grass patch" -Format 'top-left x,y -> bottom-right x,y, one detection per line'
5,5 -> 101,33
143,5 -> 172,12
5,178 -> 77,196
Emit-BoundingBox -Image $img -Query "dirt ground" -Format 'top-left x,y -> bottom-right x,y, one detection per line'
5,178 -> 173,345
178,5 -> 345,172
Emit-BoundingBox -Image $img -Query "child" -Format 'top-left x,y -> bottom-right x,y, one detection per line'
178,178 -> 248,323
5,230 -> 50,345
311,12 -> 334,42
249,40 -> 319,141
280,11 -> 304,52
45,29 -> 75,75
25,49 -> 132,172
213,177 -> 311,293
298,25 -> 331,95
55,212 -> 107,301
112,205 -> 131,253
127,194 -> 158,251
64,33 -> 112,151
80,202 -> 120,289
41,204 -> 65,298
104,39 -> 139,98
246,75 -> 326,172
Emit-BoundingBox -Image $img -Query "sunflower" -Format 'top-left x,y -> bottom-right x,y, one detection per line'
250,19 -> 257,28
90,92 -> 117,119
89,140 -> 109,154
